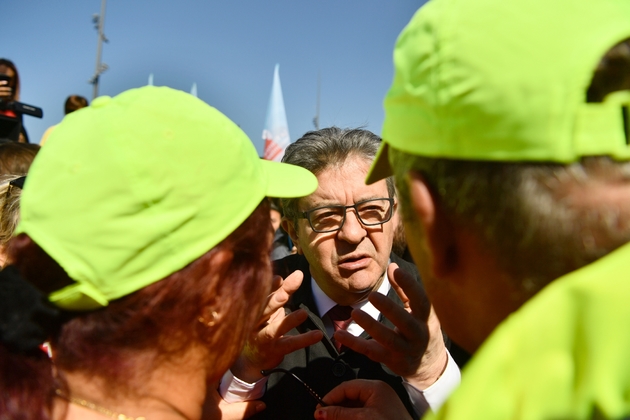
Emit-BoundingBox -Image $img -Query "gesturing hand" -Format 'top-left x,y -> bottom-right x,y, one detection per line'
334,263 -> 447,389
230,270 -> 323,383
313,379 -> 414,420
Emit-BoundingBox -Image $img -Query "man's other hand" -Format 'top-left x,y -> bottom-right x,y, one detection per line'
334,263 -> 448,389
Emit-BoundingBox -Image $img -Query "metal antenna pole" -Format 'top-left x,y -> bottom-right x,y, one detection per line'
90,0 -> 109,100
313,71 -> 321,130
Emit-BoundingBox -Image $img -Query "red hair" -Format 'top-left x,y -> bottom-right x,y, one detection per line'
1,199 -> 273,418
0,345 -> 54,420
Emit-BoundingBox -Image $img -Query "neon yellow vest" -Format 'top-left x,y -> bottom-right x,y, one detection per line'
428,242 -> 630,419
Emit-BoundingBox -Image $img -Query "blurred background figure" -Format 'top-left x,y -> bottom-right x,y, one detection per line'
0,175 -> 25,268
40,95 -> 89,145
0,59 -> 20,102
0,141 -> 39,268
0,58 -> 30,143
269,197 -> 296,260
269,197 -> 282,233
0,140 -> 40,175
64,95 -> 89,115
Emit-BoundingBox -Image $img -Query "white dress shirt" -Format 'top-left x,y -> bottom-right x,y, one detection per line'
220,268 -> 460,413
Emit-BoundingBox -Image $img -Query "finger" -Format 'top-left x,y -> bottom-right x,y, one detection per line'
314,406 -> 374,420
218,399 -> 266,420
270,271 -> 304,305
281,269 -> 305,293
320,379 -> 375,406
270,274 -> 283,294
366,293 -> 424,340
388,263 -> 431,321
264,309 -> 316,340
319,380 -> 400,409
335,329 -> 399,367
316,380 -> 414,420
348,307 -> 411,350
386,263 -> 409,307
259,275 -> 283,315
259,271 -> 304,321
273,329 -> 323,356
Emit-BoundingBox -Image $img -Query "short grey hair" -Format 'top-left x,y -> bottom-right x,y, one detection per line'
389,150 -> 630,295
280,127 -> 395,226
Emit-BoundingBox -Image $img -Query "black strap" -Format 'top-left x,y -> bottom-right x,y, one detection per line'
0,265 -> 61,353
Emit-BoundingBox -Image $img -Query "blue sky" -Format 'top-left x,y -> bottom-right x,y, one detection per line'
4,1 -> 425,153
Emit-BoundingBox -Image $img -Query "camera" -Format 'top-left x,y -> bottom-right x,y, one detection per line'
0,99 -> 43,142
0,100 -> 43,119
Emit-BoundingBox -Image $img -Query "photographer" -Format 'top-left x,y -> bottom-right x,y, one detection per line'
0,58 -> 30,143
0,59 -> 20,103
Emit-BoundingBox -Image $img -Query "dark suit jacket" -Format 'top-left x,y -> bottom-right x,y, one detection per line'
251,253 -> 421,420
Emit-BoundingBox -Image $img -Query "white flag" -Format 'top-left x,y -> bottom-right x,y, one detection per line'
262,64 -> 290,162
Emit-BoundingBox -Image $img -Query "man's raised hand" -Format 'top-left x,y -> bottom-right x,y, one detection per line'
230,270 -> 323,383
334,263 -> 447,390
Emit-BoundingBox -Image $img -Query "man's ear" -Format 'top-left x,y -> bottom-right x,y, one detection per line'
407,170 -> 458,279
281,217 -> 303,254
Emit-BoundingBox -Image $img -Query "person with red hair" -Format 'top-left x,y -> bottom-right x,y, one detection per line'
0,86 -> 317,420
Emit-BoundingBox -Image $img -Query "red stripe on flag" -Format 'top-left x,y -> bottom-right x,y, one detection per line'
264,139 -> 283,161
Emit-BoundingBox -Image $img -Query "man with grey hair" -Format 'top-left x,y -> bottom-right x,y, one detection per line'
314,0 -> 630,419
220,127 -> 460,419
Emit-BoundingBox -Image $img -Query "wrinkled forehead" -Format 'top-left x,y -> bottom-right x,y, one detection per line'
299,157 -> 389,209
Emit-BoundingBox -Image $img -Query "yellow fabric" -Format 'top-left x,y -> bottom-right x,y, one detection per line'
39,124 -> 56,146
427,242 -> 630,419
367,0 -> 630,185
17,87 -> 317,310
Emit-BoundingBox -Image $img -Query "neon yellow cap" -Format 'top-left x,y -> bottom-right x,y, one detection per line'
367,0 -> 630,184
17,86 -> 317,310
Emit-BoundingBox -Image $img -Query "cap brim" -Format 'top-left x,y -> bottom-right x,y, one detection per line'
366,142 -> 392,184
261,159 -> 318,198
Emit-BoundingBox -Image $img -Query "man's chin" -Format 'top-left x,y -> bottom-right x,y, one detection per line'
338,270 -> 383,295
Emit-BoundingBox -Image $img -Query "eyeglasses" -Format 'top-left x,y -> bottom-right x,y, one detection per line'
298,198 -> 394,233
261,368 -> 327,406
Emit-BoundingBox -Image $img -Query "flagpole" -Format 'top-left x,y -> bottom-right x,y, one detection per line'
89,0 -> 109,100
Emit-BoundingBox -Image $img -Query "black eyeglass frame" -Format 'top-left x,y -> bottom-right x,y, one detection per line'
9,176 -> 26,190
298,197 -> 395,233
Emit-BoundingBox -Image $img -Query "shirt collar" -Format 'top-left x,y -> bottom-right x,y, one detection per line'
310,263 -> 391,319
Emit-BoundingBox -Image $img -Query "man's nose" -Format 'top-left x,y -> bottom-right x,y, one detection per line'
337,209 -> 367,243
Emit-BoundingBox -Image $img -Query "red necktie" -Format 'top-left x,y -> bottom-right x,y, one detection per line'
327,305 -> 353,352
